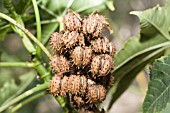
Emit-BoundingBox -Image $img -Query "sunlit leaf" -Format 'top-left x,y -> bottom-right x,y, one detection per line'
130,1 -> 170,40
143,54 -> 170,113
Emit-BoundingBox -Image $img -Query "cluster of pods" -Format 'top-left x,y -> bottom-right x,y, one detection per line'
49,9 -> 116,112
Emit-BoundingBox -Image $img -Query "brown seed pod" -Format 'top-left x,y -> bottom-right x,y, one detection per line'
50,31 -> 64,53
50,75 -> 69,97
73,96 -> 85,107
82,11 -> 113,37
62,31 -> 85,49
60,76 -> 69,96
87,85 -> 106,103
71,46 -> 92,68
68,75 -> 81,95
50,55 -> 70,74
79,75 -> 88,95
64,9 -> 82,31
50,75 -> 61,96
91,54 -> 114,77
90,55 -> 101,76
67,75 -> 88,95
91,36 -> 116,56
50,74 -> 88,97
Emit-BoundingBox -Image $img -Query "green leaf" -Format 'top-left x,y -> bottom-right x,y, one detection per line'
105,1 -> 115,11
0,26 -> 10,41
0,71 -> 35,106
108,47 -> 165,110
108,1 -> 170,109
114,35 -> 168,73
107,34 -> 169,110
130,1 -> 170,40
71,0 -> 106,13
143,54 -> 170,113
40,0 -> 109,16
14,0 -> 32,14
0,19 -> 10,41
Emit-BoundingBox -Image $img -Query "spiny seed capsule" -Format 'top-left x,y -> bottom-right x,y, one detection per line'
67,75 -> 88,95
50,75 -> 61,96
64,9 -> 82,31
87,85 -> 106,103
62,31 -> 85,49
50,31 -> 64,53
50,55 -> 70,74
82,11 -> 113,37
91,54 -> 114,77
50,75 -> 88,97
60,76 -> 69,96
71,46 -> 92,68
50,75 -> 69,97
68,75 -> 81,95
91,36 -> 116,56
73,96 -> 85,107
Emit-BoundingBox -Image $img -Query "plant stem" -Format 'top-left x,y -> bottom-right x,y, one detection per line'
32,19 -> 59,25
0,62 -> 38,68
57,16 -> 64,31
0,12 -> 51,59
32,0 -> 42,59
32,57 -> 51,81
61,0 -> 75,16
10,91 -> 46,113
0,83 -> 49,112
56,96 -> 77,113
38,4 -> 58,17
3,0 -> 36,55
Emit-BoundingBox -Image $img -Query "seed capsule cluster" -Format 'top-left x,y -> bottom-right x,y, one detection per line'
50,9 -> 116,111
